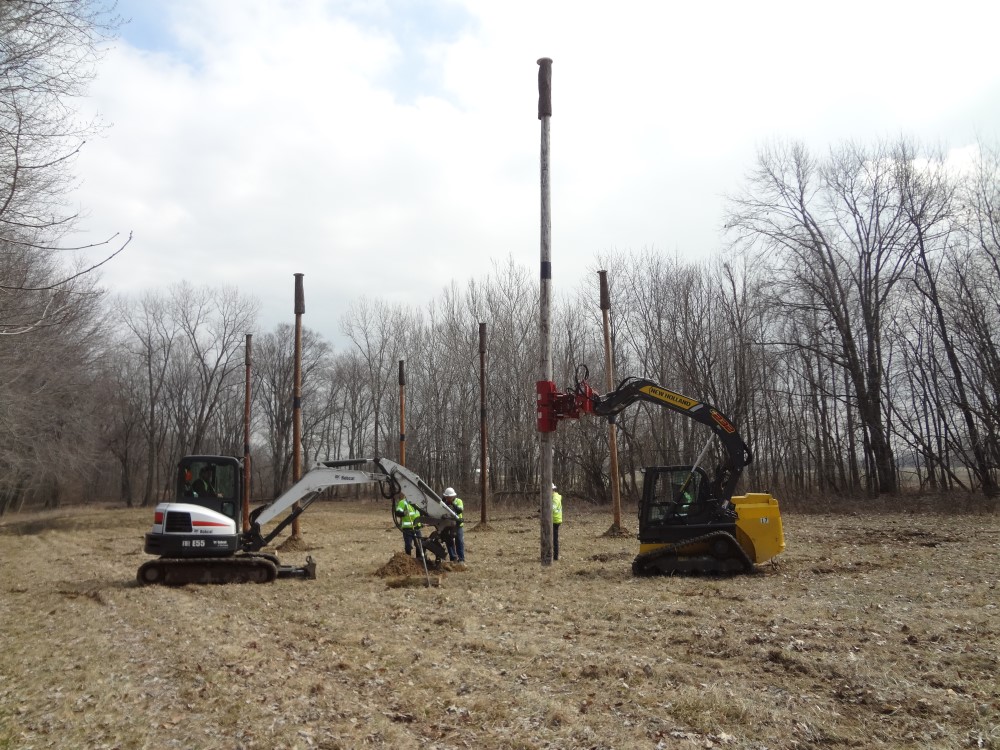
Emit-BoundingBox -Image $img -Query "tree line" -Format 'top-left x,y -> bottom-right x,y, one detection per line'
3,137 -> 999,514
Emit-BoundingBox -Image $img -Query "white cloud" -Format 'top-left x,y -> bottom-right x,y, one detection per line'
69,0 -> 1000,345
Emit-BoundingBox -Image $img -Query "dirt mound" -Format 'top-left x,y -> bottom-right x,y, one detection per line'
276,535 -> 316,552
374,552 -> 470,577
374,551 -> 428,578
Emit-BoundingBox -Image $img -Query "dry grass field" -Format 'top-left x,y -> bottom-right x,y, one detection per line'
1,501 -> 998,750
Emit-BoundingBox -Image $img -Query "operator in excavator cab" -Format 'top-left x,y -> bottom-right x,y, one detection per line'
191,466 -> 222,498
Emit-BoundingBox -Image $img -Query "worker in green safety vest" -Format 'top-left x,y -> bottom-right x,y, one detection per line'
394,495 -> 423,558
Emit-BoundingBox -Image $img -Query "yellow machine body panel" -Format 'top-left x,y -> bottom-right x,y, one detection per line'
731,493 -> 784,563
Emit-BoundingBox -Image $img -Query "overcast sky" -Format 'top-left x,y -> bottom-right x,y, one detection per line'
68,0 -> 1000,346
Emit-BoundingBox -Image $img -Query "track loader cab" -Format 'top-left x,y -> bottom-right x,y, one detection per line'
639,465 -> 735,534
635,465 -> 785,575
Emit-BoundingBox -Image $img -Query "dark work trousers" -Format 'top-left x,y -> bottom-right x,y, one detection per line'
553,522 -> 561,560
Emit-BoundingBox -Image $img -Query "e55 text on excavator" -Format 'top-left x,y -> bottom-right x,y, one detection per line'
537,372 -> 785,575
138,456 -> 458,585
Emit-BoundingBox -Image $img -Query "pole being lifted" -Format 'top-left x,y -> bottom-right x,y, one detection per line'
291,273 -> 304,539
599,270 -> 627,535
537,57 -> 554,566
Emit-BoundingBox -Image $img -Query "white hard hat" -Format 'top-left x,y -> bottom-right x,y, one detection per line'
443,487 -> 457,498
552,483 -> 557,490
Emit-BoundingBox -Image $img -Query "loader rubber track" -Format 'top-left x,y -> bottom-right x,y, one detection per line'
137,553 -> 279,585
632,530 -> 754,576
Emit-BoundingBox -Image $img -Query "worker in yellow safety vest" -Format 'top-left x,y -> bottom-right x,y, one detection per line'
551,483 -> 563,561
394,496 -> 423,557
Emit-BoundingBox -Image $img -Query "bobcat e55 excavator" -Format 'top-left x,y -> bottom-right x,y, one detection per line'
137,456 -> 458,585
537,371 -> 785,575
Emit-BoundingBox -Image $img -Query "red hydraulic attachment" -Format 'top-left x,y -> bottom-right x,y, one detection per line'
536,379 -> 598,432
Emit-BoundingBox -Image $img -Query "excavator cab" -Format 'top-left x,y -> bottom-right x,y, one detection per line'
176,455 -> 242,523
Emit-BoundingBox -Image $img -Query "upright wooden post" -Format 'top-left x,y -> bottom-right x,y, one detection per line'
537,57 -> 554,566
291,273 -> 304,538
398,360 -> 406,466
243,333 -> 252,533
599,271 -> 625,534
479,322 -> 489,523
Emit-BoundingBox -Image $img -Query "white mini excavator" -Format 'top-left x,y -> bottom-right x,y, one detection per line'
137,456 -> 457,585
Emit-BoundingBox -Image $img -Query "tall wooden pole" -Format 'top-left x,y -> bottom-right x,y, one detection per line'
291,273 -> 304,538
398,360 -> 406,466
599,270 -> 625,533
243,333 -> 252,533
537,57 -> 554,566
479,322 -> 489,523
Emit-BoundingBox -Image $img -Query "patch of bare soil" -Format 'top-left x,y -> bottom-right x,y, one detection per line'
0,504 -> 998,750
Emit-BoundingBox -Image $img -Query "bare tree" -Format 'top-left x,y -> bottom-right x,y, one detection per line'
477,259 -> 538,493
170,283 -> 258,455
0,268 -> 107,513
116,292 -> 180,505
728,140 -> 923,495
341,297 -> 405,459
253,323 -> 332,497
0,1 -> 125,333
897,144 -> 997,499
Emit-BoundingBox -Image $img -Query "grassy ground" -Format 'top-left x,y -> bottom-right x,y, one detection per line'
0,501 -> 997,749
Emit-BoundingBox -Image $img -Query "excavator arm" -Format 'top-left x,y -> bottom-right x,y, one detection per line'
241,457 -> 458,552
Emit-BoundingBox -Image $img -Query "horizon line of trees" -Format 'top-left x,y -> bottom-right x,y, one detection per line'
2,136 -> 999,515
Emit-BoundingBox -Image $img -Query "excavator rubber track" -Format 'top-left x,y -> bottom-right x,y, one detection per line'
632,530 -> 754,576
137,553 -> 281,585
